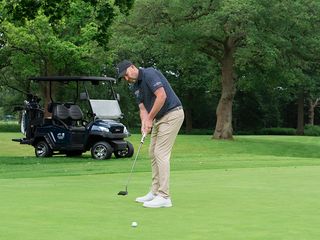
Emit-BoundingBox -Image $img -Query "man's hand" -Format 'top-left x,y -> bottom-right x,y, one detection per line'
142,116 -> 153,134
139,87 -> 167,135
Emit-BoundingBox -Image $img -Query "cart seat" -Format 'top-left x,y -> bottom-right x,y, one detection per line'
89,100 -> 123,120
68,105 -> 86,131
52,104 -> 85,131
53,104 -> 69,120
69,105 -> 84,121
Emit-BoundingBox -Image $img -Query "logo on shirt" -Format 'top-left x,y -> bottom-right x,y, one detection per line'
153,82 -> 162,87
134,90 -> 140,98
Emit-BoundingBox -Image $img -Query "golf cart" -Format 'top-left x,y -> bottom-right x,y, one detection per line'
12,76 -> 134,160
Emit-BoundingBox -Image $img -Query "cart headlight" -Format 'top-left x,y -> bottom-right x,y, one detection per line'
99,126 -> 110,132
123,126 -> 128,134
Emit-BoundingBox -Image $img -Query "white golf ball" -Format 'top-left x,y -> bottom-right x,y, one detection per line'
131,221 -> 138,227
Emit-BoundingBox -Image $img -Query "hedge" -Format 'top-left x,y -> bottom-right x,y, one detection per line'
0,122 -> 20,132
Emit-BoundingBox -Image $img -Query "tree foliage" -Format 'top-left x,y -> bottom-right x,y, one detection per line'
1,0 -> 320,136
1,0 -> 134,48
112,0 -> 320,137
0,0 -> 134,116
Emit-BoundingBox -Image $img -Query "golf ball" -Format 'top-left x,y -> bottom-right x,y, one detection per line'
131,221 -> 138,227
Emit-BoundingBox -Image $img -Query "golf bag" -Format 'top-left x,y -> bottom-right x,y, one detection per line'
21,94 -> 44,139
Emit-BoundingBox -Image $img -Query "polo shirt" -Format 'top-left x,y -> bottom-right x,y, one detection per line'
131,67 -> 182,120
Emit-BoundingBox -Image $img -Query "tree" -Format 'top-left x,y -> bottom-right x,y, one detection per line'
113,0 -> 320,138
305,69 -> 320,126
269,0 -> 320,134
1,0 -> 134,48
0,0 -> 134,116
111,0 -> 277,139
110,3 -> 218,132
0,12 -> 105,115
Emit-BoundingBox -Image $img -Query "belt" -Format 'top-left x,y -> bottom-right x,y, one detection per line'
167,106 -> 183,114
155,106 -> 183,121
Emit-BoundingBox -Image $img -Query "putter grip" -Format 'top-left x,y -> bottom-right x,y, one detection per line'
141,133 -> 147,143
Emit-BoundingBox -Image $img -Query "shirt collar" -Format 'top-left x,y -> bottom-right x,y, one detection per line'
137,68 -> 144,83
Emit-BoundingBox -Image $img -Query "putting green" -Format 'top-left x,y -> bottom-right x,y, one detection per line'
1,166 -> 320,240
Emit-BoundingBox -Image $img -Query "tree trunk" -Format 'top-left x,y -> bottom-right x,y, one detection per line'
42,61 -> 55,118
296,90 -> 304,135
185,92 -> 193,133
308,98 -> 319,125
185,108 -> 192,133
42,82 -> 52,118
308,101 -> 315,125
213,39 -> 235,140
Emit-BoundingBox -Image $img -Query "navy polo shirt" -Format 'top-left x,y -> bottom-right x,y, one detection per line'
131,67 -> 182,120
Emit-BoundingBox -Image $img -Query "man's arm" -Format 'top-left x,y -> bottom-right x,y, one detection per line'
141,87 -> 167,134
148,87 -> 167,120
139,103 -> 148,133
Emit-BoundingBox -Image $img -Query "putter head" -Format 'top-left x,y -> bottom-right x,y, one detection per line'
118,190 -> 128,196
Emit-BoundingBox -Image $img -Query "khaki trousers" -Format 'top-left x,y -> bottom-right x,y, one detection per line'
149,109 -> 184,198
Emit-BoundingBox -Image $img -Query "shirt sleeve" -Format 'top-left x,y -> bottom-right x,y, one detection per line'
145,70 -> 164,93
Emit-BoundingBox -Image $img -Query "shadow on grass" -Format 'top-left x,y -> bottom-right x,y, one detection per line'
0,155 -> 147,179
0,155 -> 97,165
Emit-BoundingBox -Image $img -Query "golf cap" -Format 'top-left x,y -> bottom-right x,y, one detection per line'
116,60 -> 133,79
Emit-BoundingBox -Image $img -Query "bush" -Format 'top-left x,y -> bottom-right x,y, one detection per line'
179,128 -> 212,135
129,127 -> 213,135
235,130 -> 259,135
304,125 -> 320,136
0,122 -> 20,132
258,127 -> 296,135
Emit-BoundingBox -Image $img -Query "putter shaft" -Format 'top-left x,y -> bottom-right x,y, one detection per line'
125,139 -> 144,187
118,133 -> 146,195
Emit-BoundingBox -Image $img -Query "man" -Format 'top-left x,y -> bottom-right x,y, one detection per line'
116,60 -> 184,208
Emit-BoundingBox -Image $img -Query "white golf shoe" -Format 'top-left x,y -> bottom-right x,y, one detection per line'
135,191 -> 156,203
143,196 -> 172,208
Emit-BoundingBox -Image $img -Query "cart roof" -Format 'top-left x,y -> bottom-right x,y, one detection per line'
29,76 -> 116,82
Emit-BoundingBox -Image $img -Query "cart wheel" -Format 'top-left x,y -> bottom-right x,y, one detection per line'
35,141 -> 52,158
114,141 -> 134,158
91,141 -> 112,160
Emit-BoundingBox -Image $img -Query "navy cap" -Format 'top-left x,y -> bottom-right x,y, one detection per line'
116,60 -> 133,79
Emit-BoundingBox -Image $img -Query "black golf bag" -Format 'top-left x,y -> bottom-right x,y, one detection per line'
21,94 -> 44,139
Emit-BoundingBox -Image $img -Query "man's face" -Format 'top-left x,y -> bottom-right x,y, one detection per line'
124,65 -> 138,83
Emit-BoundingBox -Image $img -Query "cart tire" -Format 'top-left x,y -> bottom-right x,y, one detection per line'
35,141 -> 53,158
91,141 -> 112,160
114,141 -> 134,158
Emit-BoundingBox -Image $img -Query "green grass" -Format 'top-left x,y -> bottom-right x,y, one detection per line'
1,133 -> 320,239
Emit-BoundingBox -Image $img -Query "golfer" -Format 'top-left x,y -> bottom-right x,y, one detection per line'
116,60 -> 184,208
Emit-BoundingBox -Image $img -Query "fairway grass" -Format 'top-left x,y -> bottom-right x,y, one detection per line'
1,133 -> 320,239
1,167 -> 320,240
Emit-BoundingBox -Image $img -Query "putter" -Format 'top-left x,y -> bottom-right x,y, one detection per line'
118,133 -> 147,196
